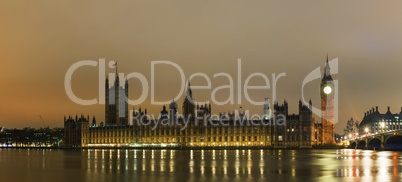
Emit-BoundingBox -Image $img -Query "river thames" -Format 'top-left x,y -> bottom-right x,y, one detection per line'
0,148 -> 401,182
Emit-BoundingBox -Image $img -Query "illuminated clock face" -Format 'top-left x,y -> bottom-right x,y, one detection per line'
324,86 -> 332,94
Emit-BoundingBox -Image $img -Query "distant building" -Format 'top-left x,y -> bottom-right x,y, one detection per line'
359,106 -> 402,136
343,117 -> 359,140
0,127 -> 63,147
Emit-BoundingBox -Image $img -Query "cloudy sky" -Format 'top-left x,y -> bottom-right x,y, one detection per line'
1,1 -> 402,133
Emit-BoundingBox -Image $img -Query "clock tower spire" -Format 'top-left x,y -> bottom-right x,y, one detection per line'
323,54 -> 333,81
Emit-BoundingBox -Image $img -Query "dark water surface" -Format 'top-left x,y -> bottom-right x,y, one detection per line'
0,148 -> 401,182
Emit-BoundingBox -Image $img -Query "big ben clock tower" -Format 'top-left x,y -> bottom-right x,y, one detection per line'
321,54 -> 335,144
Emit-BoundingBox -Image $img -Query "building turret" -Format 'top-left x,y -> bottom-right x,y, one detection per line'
124,78 -> 128,125
169,99 -> 178,121
92,116 -> 96,126
262,98 -> 271,120
115,64 -> 120,125
183,79 -> 195,120
161,105 -> 168,120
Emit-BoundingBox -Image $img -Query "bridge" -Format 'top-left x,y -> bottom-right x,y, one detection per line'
349,130 -> 402,150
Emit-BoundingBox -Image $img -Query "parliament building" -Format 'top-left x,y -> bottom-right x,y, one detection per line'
64,58 -> 336,148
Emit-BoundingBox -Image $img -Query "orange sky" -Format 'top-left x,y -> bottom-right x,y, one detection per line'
1,1 -> 402,134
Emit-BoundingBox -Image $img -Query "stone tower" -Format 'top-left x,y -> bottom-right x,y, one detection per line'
320,54 -> 335,144
183,79 -> 195,121
124,78 -> 128,125
105,63 -> 129,125
115,66 -> 120,125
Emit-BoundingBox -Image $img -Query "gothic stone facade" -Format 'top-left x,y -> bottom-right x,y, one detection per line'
64,57 -> 334,148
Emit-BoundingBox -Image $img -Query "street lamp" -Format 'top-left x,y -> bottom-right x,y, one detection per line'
365,128 -> 369,136
381,122 -> 385,132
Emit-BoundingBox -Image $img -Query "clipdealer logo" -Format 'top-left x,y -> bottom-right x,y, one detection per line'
64,58 -> 286,106
64,57 -> 338,128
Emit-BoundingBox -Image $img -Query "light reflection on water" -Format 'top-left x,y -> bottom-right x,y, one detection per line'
0,148 -> 402,182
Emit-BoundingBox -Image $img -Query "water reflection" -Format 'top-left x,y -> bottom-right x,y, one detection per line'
1,149 -> 402,181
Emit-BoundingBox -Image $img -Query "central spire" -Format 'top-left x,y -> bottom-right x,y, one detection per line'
186,78 -> 192,98
183,78 -> 195,120
115,61 -> 119,81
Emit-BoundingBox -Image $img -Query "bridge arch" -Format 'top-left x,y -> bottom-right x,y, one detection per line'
357,140 -> 366,149
367,138 -> 381,150
350,142 -> 357,149
384,135 -> 402,150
